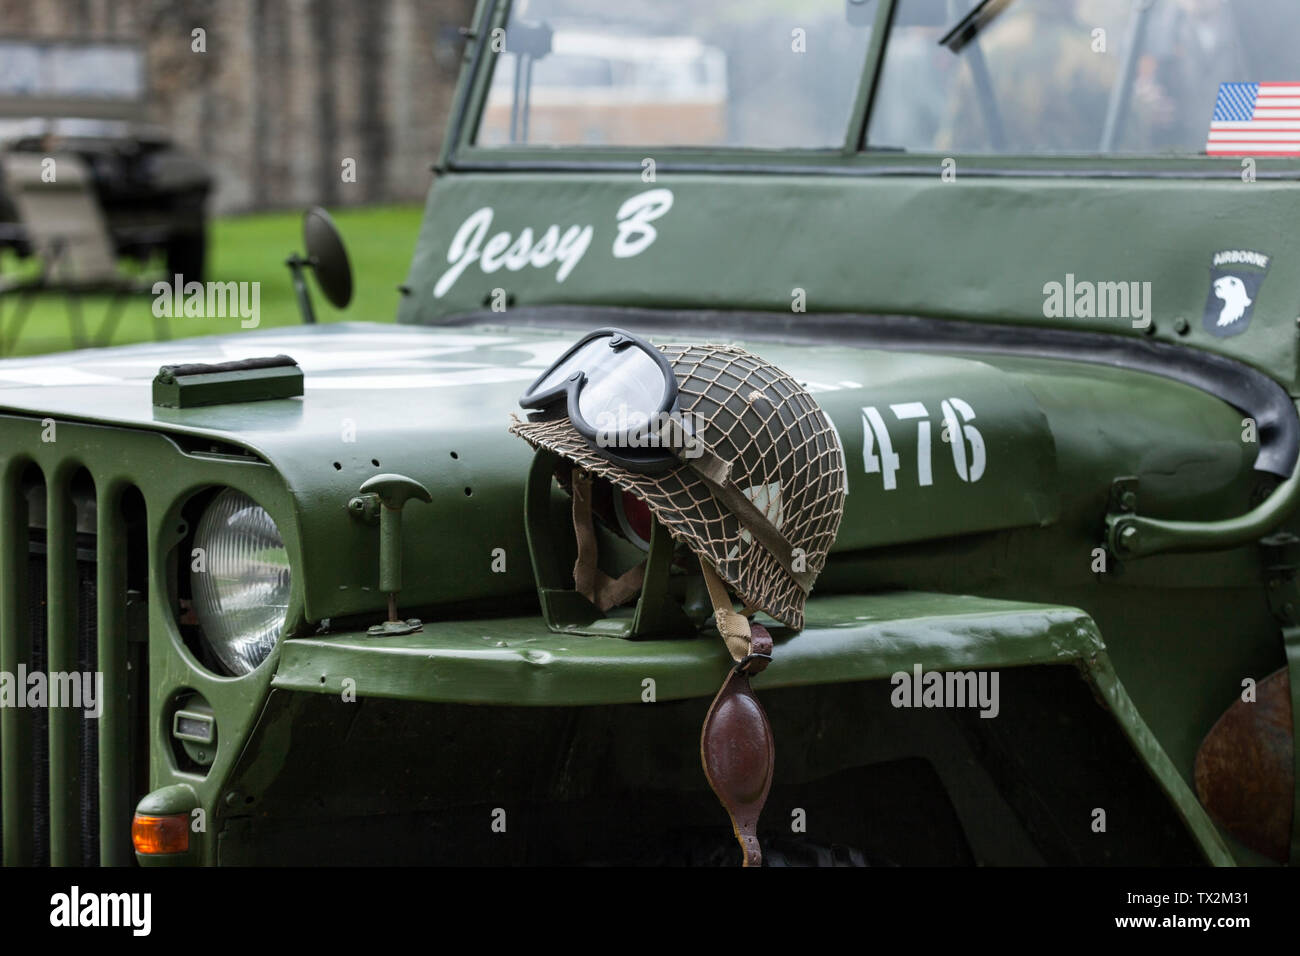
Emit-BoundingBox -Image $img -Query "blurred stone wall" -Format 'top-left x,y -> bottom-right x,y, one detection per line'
0,0 -> 476,212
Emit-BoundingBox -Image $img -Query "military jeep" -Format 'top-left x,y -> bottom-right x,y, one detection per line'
1,0 -> 1298,867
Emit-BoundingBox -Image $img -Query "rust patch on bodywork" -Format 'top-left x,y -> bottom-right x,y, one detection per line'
1195,667 -> 1293,862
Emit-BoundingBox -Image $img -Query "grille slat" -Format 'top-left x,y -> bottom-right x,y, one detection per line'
76,563 -> 99,866
28,553 -> 50,866
0,462 -> 34,865
46,467 -> 82,866
96,484 -> 130,866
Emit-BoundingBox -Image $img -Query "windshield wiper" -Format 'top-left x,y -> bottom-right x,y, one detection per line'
937,0 -> 1011,150
938,0 -> 1017,53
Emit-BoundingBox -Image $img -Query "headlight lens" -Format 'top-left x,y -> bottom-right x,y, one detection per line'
190,489 -> 291,675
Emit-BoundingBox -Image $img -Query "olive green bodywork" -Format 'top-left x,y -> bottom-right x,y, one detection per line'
1,0 -> 1298,865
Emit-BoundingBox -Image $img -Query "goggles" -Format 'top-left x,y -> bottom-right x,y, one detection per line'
519,327 -> 689,473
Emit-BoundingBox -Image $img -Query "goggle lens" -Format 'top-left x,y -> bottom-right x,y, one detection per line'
532,336 -> 612,394
577,344 -> 668,440
520,328 -> 682,473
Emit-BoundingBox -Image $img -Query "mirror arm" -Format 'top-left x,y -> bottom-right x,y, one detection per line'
285,252 -> 317,325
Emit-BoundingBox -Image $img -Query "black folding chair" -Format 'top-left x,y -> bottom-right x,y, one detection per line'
0,152 -> 165,355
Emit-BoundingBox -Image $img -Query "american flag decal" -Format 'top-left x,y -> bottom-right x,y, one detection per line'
1206,82 -> 1300,156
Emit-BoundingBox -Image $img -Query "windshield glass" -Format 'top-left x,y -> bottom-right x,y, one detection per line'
868,0 -> 1300,155
474,0 -> 877,149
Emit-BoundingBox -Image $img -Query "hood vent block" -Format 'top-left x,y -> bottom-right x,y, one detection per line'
152,354 -> 304,408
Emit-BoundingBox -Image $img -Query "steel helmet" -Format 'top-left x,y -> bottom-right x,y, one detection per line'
510,329 -> 846,630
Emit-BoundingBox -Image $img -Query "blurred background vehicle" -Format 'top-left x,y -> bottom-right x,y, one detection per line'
0,38 -> 212,281
0,0 -> 474,355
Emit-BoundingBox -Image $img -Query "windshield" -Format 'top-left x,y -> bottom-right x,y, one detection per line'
474,0 -> 877,149
868,0 -> 1300,155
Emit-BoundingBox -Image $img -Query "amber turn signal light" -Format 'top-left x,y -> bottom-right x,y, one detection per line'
132,812 -> 191,855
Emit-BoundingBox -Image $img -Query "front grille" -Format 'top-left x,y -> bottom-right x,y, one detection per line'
1,462 -> 139,867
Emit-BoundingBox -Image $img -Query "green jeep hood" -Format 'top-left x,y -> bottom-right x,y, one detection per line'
0,321 -> 1065,623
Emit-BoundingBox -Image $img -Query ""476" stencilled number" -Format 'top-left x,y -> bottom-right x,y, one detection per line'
862,398 -> 985,490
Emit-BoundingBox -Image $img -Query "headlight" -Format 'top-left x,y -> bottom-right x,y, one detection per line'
190,489 -> 291,675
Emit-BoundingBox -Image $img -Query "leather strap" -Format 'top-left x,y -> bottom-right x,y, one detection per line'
567,468 -> 777,864
701,662 -> 775,868
699,556 -> 775,866
570,469 -> 645,611
699,559 -> 772,671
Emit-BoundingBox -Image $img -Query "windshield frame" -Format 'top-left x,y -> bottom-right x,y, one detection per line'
442,0 -> 1300,180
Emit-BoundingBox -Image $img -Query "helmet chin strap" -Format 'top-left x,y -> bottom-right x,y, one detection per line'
571,465 -> 778,866
570,469 -> 646,611
699,557 -> 776,867
699,558 -> 768,667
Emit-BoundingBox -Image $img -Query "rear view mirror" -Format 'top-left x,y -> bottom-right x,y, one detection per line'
285,206 -> 353,324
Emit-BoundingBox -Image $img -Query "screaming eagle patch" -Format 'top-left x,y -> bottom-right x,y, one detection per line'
1203,249 -> 1271,337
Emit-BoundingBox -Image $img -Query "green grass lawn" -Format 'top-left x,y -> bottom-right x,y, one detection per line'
0,203 -> 424,357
